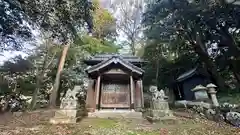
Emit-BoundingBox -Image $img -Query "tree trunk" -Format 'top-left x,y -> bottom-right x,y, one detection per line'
130,37 -> 136,56
13,82 -> 17,93
230,60 -> 240,83
30,74 -> 43,110
30,46 -> 55,110
194,36 -> 227,91
206,63 -> 227,91
233,71 -> 240,83
155,59 -> 160,88
56,83 -> 64,106
49,44 -> 70,108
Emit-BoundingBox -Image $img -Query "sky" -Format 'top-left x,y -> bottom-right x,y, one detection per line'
0,51 -> 28,65
0,28 -> 40,65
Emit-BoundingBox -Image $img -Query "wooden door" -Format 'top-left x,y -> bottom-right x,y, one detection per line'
101,83 -> 130,108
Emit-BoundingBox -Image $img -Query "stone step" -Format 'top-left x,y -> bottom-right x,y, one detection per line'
49,117 -> 79,124
54,109 -> 79,118
88,111 -> 143,119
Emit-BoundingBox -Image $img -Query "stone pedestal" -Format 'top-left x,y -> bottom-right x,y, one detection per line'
153,100 -> 170,110
49,88 -> 81,124
147,87 -> 174,122
148,100 -> 173,120
88,110 -> 143,119
50,109 -> 81,124
49,98 -> 80,124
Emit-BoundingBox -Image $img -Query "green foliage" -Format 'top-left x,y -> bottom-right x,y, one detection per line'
91,0 -> 117,39
0,55 -> 34,93
77,35 -> 119,55
142,39 -> 198,88
1,0 -> 93,51
0,0 -> 119,108
0,35 -> 119,100
0,0 -> 32,51
142,0 -> 240,89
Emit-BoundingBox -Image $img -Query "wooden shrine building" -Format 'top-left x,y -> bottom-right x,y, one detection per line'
84,54 -> 145,112
173,67 -> 212,101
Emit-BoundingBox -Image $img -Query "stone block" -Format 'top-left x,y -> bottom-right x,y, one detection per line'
194,90 -> 209,100
54,109 -> 79,118
147,98 -> 174,122
60,99 -> 78,109
152,100 -> 169,110
49,109 -> 81,124
151,110 -> 172,117
88,110 -> 143,119
49,117 -> 79,124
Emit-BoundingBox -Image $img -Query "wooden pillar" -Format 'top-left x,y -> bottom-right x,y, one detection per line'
86,79 -> 94,112
130,75 -> 134,110
139,79 -> 144,108
95,75 -> 101,110
135,81 -> 141,109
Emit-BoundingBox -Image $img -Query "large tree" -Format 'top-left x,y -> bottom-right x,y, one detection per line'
110,0 -> 144,55
1,0 -> 93,51
91,0 -> 117,40
1,0 -> 99,108
49,0 -> 119,108
142,0 -> 240,90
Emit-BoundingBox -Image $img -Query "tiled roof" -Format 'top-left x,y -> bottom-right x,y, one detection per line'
176,67 -> 198,82
85,55 -> 144,75
85,54 -> 144,63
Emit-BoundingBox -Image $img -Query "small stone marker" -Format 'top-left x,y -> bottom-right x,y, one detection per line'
50,86 -> 81,124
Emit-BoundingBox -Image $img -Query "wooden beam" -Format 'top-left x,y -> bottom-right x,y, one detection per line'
95,75 -> 101,110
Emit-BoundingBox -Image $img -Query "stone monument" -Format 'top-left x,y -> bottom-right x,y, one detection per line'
50,86 -> 81,124
192,85 -> 209,101
147,86 -> 173,122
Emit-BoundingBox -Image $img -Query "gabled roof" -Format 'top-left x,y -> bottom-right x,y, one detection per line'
85,55 -> 144,75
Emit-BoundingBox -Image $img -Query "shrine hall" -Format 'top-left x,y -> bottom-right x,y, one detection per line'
84,54 -> 145,116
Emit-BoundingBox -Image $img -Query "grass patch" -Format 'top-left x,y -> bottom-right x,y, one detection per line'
84,118 -> 117,128
127,131 -> 159,135
134,130 -> 162,135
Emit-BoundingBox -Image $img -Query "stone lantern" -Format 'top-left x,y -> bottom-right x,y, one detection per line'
192,85 -> 209,101
206,83 -> 219,107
